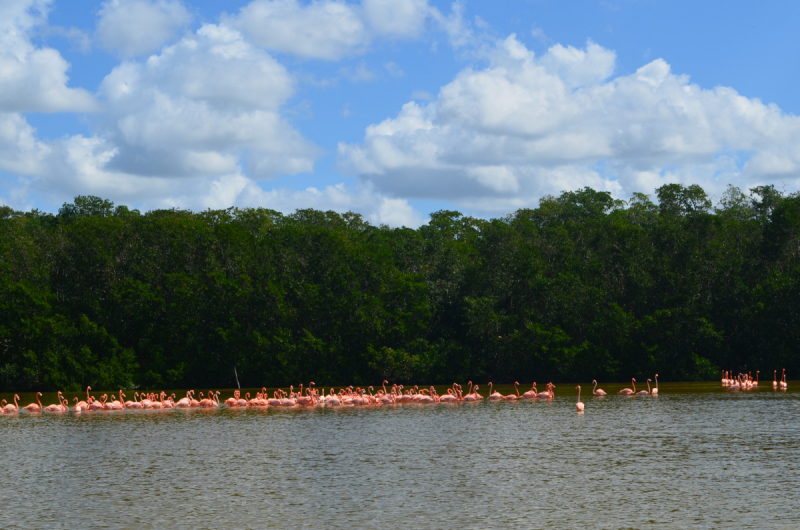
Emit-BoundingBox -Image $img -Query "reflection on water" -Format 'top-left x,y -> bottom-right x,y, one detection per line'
1,382 -> 798,529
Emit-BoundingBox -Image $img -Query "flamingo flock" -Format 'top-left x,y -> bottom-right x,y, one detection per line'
723,369 -> 788,391
0,371 -> 789,415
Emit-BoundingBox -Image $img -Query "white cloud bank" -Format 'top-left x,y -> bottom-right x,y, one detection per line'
0,1 -> 425,226
0,0 -> 96,112
339,35 -> 800,214
96,0 -> 193,58
225,0 -> 453,60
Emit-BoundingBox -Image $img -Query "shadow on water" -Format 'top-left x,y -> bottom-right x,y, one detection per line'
1,382 -> 799,528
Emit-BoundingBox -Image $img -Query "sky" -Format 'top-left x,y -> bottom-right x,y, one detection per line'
2,0 -> 800,227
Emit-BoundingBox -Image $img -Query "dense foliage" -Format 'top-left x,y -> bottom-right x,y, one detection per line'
1,183 -> 798,391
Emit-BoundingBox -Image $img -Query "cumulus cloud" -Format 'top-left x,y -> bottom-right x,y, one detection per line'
0,0 -> 96,112
95,0 -> 192,58
339,35 -> 800,214
98,24 -> 319,179
225,0 -> 444,60
2,22 -> 326,215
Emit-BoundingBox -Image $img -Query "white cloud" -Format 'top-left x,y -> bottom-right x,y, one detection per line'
225,0 -> 441,60
225,0 -> 370,60
2,22 -> 322,214
238,181 -> 426,226
339,35 -> 800,214
96,0 -> 192,58
0,112 -> 51,175
98,24 -> 319,179
0,0 -> 96,112
362,0 -> 429,38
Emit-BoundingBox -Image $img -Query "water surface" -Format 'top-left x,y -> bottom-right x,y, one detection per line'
1,382 -> 798,529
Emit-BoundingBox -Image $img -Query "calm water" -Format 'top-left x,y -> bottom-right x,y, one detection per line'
1,382 -> 798,529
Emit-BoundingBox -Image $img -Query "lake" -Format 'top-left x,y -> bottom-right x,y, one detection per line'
1,382 -> 798,529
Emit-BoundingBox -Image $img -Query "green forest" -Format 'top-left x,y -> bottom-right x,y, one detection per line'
1,183 -> 798,391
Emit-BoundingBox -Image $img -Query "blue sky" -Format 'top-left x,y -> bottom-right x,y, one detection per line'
3,0 -> 800,226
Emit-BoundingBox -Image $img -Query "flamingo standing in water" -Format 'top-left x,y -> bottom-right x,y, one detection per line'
727,376 -> 741,392
536,383 -> 554,399
521,382 -> 537,400
753,371 -> 759,387
575,386 -> 584,412
618,379 -> 635,395
773,370 -> 778,389
504,382 -> 520,401
2,395 -> 19,413
43,392 -> 67,412
637,379 -> 651,396
592,380 -> 606,396
651,374 -> 659,395
487,383 -> 503,401
780,369 -> 788,389
22,392 -> 43,412
462,384 -> 481,402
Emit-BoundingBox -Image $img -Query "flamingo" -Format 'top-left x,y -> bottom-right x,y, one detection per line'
753,371 -> 759,387
22,392 -> 43,412
727,376 -> 741,392
780,369 -> 788,389
123,392 -> 141,409
773,370 -> 778,389
536,383 -> 554,399
462,384 -> 481,402
618,379 -> 635,395
504,382 -> 520,401
72,397 -> 83,413
521,382 -> 537,400
637,379 -> 651,396
592,380 -> 606,396
74,386 -> 91,410
2,395 -> 19,413
487,382 -> 503,400
651,374 -> 659,395
576,386 -> 584,412
44,392 -> 67,412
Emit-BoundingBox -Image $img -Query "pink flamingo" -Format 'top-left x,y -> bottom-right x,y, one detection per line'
123,392 -> 141,409
22,392 -> 43,412
44,392 -> 67,412
504,382 -> 520,401
2,395 -> 19,413
521,382 -> 537,400
637,379 -> 651,396
439,388 -> 458,403
780,369 -> 788,389
487,382 -> 503,400
592,380 -> 606,396
72,397 -> 83,413
752,371 -> 758,387
618,378 -> 635,395
536,383 -> 554,399
773,370 -> 778,389
651,374 -> 659,395
576,386 -> 584,412
462,383 -> 481,402
727,376 -> 741,392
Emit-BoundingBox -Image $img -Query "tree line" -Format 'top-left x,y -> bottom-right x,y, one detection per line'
1,183 -> 798,391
